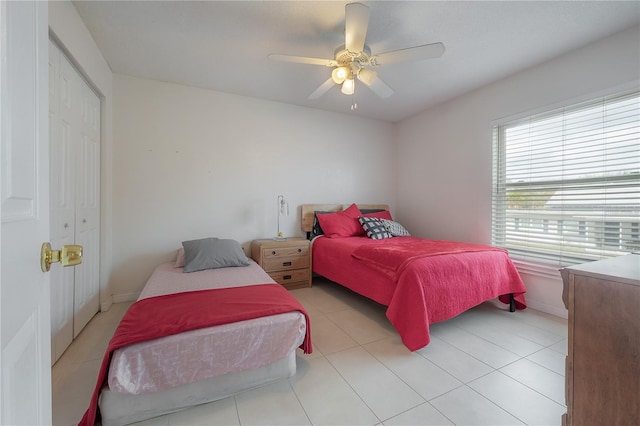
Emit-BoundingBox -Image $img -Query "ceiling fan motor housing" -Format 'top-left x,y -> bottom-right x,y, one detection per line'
334,44 -> 372,67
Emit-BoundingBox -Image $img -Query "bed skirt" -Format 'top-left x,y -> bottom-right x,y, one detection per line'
99,349 -> 297,426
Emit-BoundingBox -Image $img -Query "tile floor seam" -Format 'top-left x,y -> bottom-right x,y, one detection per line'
508,310 -> 568,334
523,346 -> 566,374
458,306 -> 568,344
229,394 -> 239,426
286,377 -> 314,426
424,337 -> 500,380
361,340 -> 451,406
414,343 -> 491,386
439,319 -> 540,356
463,383 -> 528,426
378,400 -> 444,425
493,368 -> 567,408
322,348 -> 384,425
546,338 -> 568,351
468,369 -> 567,425
428,383 -> 519,426
463,329 -> 544,358
438,322 -> 526,362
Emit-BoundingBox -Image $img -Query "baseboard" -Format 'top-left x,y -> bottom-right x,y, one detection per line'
112,292 -> 140,304
100,297 -> 113,312
526,299 -> 568,319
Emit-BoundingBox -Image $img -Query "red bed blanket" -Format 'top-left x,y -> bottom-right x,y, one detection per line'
79,284 -> 311,426
352,238 -> 508,279
351,237 -> 526,350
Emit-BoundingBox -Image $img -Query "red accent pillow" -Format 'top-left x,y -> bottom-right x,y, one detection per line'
362,210 -> 393,221
316,203 -> 364,238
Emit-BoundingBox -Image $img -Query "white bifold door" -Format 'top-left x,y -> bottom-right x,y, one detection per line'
49,40 -> 101,364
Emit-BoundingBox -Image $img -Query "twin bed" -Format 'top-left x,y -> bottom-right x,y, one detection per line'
80,239 -> 311,426
80,204 -> 526,425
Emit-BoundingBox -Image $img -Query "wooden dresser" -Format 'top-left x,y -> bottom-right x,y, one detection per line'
560,254 -> 640,426
251,238 -> 311,290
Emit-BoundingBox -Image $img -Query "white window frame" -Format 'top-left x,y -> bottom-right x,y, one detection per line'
492,89 -> 640,268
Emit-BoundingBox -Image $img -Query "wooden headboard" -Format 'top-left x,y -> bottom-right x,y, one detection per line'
301,204 -> 390,233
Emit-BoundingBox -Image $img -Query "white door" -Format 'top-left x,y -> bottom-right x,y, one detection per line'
49,41 -> 100,362
49,40 -> 76,363
72,72 -> 100,338
0,1 -> 52,424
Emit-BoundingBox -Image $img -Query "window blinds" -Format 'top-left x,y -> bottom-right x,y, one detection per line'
492,91 -> 640,267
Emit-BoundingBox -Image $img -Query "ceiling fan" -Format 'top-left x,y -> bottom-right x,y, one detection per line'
268,2 -> 445,100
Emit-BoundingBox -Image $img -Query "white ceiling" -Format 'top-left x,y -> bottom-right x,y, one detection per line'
72,1 -> 640,123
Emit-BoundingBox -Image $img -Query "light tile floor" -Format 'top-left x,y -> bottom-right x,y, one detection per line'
52,277 -> 568,426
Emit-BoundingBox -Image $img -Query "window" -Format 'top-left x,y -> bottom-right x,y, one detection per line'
492,91 -> 640,267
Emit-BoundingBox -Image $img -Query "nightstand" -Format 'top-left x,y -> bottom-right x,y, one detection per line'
251,238 -> 311,289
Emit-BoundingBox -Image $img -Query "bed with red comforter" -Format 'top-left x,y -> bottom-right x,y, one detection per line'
79,237 -> 312,426
302,204 -> 526,351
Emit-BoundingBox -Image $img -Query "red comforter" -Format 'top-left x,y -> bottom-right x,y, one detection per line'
79,284 -> 311,426
313,236 -> 526,351
352,238 -> 509,279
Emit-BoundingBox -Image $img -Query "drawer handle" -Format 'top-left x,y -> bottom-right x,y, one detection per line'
283,275 -> 292,280
282,261 -> 292,267
297,248 -> 302,253
272,250 -> 276,255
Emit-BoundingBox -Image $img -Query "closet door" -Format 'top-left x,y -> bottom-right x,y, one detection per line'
49,41 -> 76,363
73,70 -> 100,338
49,41 -> 100,363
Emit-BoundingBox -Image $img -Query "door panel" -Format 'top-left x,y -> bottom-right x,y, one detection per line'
49,41 -> 75,363
73,67 -> 100,338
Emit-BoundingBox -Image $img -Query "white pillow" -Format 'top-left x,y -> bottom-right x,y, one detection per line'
174,247 -> 185,268
381,219 -> 411,236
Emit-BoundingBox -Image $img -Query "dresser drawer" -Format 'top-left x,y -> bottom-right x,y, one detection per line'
263,256 -> 309,272
263,245 -> 310,258
268,269 -> 310,286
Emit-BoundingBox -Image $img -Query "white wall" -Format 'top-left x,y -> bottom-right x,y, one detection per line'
395,25 -> 640,317
48,3 -> 639,317
48,1 -> 114,310
111,75 -> 395,299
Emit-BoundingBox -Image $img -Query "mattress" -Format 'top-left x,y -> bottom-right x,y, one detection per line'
100,350 -> 297,426
107,260 -> 306,395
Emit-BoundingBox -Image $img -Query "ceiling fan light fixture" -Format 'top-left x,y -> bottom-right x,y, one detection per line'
357,68 -> 377,85
268,2 -> 444,101
341,78 -> 355,95
331,66 -> 349,84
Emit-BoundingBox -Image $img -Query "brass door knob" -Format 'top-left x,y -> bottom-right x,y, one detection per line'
41,242 -> 83,272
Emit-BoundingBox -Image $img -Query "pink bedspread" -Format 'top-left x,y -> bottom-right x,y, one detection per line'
313,236 -> 526,351
79,284 -> 311,426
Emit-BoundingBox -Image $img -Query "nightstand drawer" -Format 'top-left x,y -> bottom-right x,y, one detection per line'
268,269 -> 310,286
263,245 -> 310,258
250,238 -> 312,289
263,256 -> 309,272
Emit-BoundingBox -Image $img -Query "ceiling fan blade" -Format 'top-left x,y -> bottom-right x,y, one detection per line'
308,77 -> 335,100
268,54 -> 337,67
371,42 -> 445,66
345,2 -> 369,53
357,71 -> 394,99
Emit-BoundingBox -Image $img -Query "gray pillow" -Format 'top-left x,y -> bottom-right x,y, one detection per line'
181,237 -> 249,273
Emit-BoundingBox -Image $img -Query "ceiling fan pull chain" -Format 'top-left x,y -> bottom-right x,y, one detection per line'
351,84 -> 358,110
